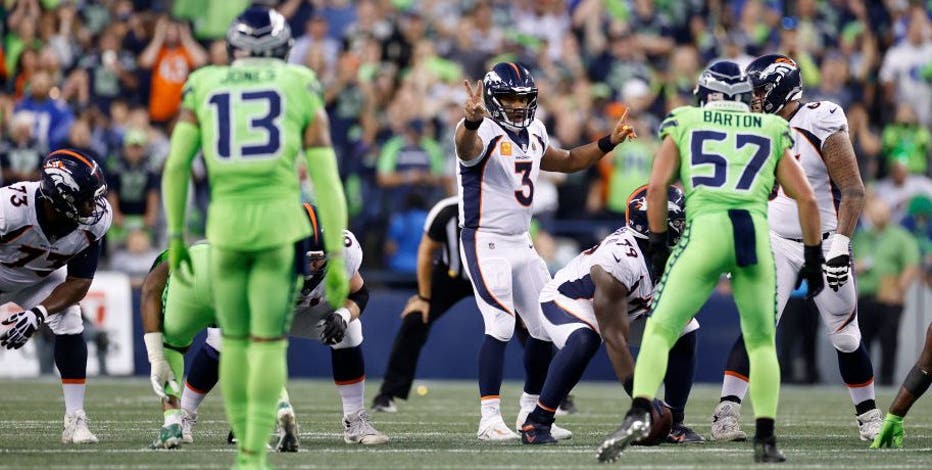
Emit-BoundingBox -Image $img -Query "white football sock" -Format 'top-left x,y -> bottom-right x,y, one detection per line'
164,408 -> 184,426
721,373 -> 749,402
848,379 -> 876,408
180,382 -> 207,413
480,396 -> 502,419
337,379 -> 365,418
62,381 -> 85,414
519,392 -> 538,412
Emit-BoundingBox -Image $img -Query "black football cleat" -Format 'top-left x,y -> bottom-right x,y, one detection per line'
753,436 -> 786,463
520,419 -> 558,445
667,423 -> 705,444
227,430 -> 236,445
596,409 -> 651,463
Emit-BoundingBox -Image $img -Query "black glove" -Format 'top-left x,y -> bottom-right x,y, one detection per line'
319,310 -> 349,345
799,244 -> 825,300
0,307 -> 46,350
648,231 -> 671,281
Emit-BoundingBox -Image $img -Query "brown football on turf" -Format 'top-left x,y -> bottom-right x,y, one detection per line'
637,399 -> 673,446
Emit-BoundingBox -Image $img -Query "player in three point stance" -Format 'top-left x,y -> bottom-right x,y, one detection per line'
0,149 -> 111,444
520,186 -> 703,445
871,321 -> 932,449
711,54 -> 881,442
596,61 -> 824,464
456,62 -> 636,441
160,6 -> 349,468
143,204 -> 387,450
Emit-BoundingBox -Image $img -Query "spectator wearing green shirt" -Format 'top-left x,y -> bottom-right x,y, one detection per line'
376,119 -> 449,209
881,104 -> 931,176
854,198 -> 921,385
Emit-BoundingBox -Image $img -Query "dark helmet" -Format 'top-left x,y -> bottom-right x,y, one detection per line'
226,6 -> 293,60
693,60 -> 753,107
625,185 -> 686,243
745,54 -> 803,114
483,62 -> 538,131
39,148 -> 108,225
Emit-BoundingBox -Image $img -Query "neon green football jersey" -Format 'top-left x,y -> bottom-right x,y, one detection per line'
181,59 -> 324,249
658,105 -> 794,220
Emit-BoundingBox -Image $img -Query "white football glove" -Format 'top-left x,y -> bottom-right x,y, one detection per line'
823,234 -> 851,291
0,306 -> 46,350
144,333 -> 180,400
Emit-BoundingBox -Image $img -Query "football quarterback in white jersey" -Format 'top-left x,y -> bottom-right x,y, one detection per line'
712,54 -> 882,442
0,148 -> 111,444
520,185 -> 703,445
455,61 -> 636,440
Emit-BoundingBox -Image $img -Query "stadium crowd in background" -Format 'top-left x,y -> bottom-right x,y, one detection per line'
0,0 -> 930,369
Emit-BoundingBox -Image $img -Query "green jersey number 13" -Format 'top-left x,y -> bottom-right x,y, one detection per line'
689,130 -> 770,191
208,89 -> 282,159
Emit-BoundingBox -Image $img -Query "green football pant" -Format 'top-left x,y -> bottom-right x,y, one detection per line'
633,210 -> 780,419
211,243 -> 299,465
161,271 -> 216,400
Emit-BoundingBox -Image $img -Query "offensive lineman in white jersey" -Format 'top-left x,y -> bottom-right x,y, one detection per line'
0,149 -> 112,444
711,54 -> 882,441
455,62 -> 636,440
520,186 -> 703,445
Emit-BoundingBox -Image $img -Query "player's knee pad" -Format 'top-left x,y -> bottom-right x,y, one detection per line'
205,327 -> 222,351
829,323 -> 861,353
45,305 -> 84,335
331,319 -> 363,349
483,311 -> 516,342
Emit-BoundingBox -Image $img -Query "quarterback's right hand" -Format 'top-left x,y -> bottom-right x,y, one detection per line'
324,257 -> 349,309
463,80 -> 485,123
167,236 -> 192,277
870,414 -> 904,449
149,359 -> 180,401
799,244 -> 825,300
401,294 -> 431,324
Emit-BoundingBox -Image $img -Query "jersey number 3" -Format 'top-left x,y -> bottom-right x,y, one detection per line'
514,162 -> 534,206
208,90 -> 282,159
690,131 -> 770,191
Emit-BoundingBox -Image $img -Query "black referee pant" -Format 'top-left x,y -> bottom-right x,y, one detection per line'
377,264 -> 474,400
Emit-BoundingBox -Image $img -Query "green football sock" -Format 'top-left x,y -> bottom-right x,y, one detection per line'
220,337 -> 249,457
244,339 -> 288,463
747,340 -> 780,419
631,319 -> 679,400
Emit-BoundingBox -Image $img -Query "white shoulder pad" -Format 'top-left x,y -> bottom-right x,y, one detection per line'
798,101 -> 848,144
529,119 -> 550,152
590,234 -> 644,290
343,230 -> 363,277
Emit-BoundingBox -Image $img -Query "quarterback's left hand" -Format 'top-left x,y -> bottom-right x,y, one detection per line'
610,105 -> 637,145
324,257 -> 349,309
823,234 -> 851,291
0,307 -> 46,350
870,413 -> 904,449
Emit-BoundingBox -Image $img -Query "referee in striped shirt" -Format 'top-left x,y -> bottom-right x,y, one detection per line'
372,196 -> 474,411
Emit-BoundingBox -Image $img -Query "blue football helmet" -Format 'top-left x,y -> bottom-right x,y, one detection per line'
626,185 -> 686,243
39,149 -> 108,225
226,6 -> 293,60
693,60 -> 753,107
483,62 -> 538,131
745,54 -> 803,114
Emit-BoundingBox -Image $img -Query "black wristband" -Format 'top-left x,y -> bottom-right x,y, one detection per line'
417,294 -> 431,302
30,307 -> 45,324
597,135 -> 615,153
804,244 -> 824,265
463,118 -> 482,130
